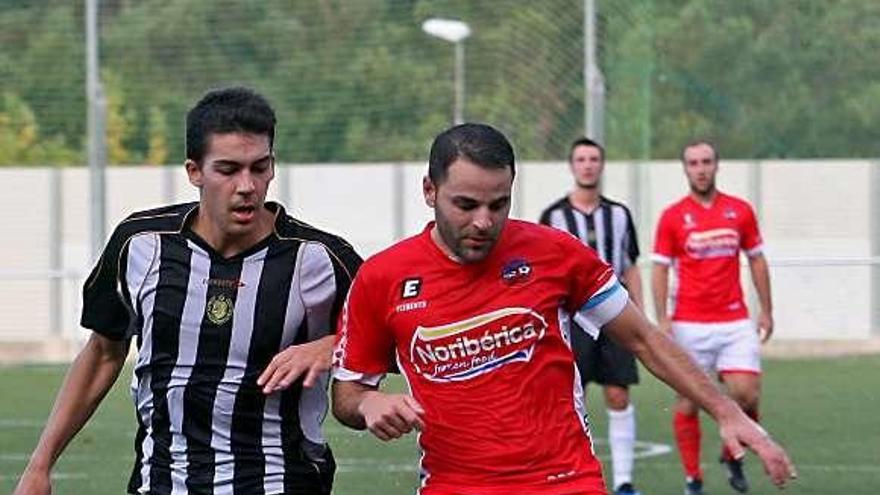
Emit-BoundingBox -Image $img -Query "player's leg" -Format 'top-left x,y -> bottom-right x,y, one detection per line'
597,334 -> 640,495
716,372 -> 759,493
670,322 -> 719,494
716,319 -> 762,493
674,396 -> 703,485
605,385 -> 639,494
720,372 -> 760,426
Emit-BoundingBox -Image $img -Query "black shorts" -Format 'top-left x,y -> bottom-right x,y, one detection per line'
283,444 -> 336,494
570,324 -> 639,387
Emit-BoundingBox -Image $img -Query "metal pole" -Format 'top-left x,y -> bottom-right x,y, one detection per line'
86,0 -> 106,261
161,165 -> 176,204
584,0 -> 605,143
454,41 -> 465,125
49,167 -> 63,336
392,163 -> 406,240
872,160 -> 880,336
642,0 -> 654,160
279,163 -> 291,207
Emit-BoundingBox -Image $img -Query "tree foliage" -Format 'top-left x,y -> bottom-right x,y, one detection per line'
0,0 -> 877,165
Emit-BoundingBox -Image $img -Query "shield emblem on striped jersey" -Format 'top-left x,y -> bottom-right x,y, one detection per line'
206,294 -> 234,325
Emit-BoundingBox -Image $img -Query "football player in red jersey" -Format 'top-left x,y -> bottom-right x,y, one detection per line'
333,125 -> 794,495
652,140 -> 774,495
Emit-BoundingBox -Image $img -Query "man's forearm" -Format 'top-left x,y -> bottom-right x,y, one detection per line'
638,327 -> 739,419
622,265 -> 644,309
650,264 -> 670,321
26,333 -> 128,471
749,255 -> 773,314
607,305 -> 739,421
331,380 -> 373,430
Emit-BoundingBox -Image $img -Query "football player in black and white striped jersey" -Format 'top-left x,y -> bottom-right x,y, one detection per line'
15,87 -> 361,495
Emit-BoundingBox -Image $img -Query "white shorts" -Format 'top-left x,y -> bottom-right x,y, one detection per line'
672,319 -> 761,375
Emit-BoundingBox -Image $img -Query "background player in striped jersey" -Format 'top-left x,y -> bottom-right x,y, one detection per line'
14,87 -> 361,495
652,140 -> 773,495
540,137 -> 644,495
332,123 -> 794,495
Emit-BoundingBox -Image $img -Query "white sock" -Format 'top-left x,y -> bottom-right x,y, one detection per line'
608,404 -> 636,489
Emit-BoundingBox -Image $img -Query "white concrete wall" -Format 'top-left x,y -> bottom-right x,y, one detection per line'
0,160 -> 875,342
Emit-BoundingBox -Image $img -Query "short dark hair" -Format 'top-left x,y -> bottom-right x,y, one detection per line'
680,139 -> 720,163
428,123 -> 515,183
186,87 -> 276,162
569,137 -> 605,162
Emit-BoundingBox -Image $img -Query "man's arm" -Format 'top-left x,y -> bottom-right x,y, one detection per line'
14,333 -> 129,495
257,335 -> 336,393
603,303 -> 796,488
748,253 -> 774,342
332,380 -> 424,441
650,261 -> 672,333
621,264 -> 644,310
258,240 -> 364,394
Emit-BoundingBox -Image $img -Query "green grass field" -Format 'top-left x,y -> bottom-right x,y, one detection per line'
2,355 -> 878,494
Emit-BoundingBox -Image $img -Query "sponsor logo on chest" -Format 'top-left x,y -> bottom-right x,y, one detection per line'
684,228 -> 740,259
409,307 -> 548,382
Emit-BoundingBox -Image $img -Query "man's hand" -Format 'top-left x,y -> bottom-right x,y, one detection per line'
757,311 -> 774,343
258,335 -> 335,393
718,409 -> 797,489
13,466 -> 52,495
358,391 -> 425,441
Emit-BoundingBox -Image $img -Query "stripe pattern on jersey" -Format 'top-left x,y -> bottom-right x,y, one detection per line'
123,235 -> 342,494
539,196 -> 639,277
85,203 -> 360,495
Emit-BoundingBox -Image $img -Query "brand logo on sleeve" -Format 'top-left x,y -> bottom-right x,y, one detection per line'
409,307 -> 547,382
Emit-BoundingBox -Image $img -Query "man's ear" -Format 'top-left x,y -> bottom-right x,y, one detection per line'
185,159 -> 203,187
423,176 -> 437,208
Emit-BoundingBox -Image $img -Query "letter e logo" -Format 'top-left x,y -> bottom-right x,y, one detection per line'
401,278 -> 422,299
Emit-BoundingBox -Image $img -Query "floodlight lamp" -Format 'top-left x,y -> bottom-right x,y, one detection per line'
421,18 -> 471,43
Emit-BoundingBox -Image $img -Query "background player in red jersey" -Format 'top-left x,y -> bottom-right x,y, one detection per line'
651,140 -> 774,495
332,124 -> 794,495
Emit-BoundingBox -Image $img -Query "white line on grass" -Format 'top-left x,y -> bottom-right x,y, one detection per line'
0,418 -> 129,430
0,472 -> 87,481
637,460 -> 880,474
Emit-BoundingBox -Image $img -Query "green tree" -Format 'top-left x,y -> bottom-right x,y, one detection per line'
0,92 -> 79,165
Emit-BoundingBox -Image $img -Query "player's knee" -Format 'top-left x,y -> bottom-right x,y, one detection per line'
675,397 -> 699,416
733,392 -> 759,412
726,385 -> 759,410
604,387 -> 630,410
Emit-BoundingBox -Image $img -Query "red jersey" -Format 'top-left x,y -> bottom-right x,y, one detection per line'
652,192 -> 763,322
334,220 -> 629,495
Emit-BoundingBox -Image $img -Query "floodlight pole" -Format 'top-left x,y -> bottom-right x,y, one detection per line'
454,41 -> 465,125
584,0 -> 605,143
86,0 -> 106,261
422,18 -> 471,126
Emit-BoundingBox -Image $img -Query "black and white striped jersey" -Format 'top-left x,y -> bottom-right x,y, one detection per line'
81,201 -> 362,495
539,196 -> 640,278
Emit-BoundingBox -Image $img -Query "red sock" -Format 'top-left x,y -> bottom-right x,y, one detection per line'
721,408 -> 760,461
674,411 -> 702,480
